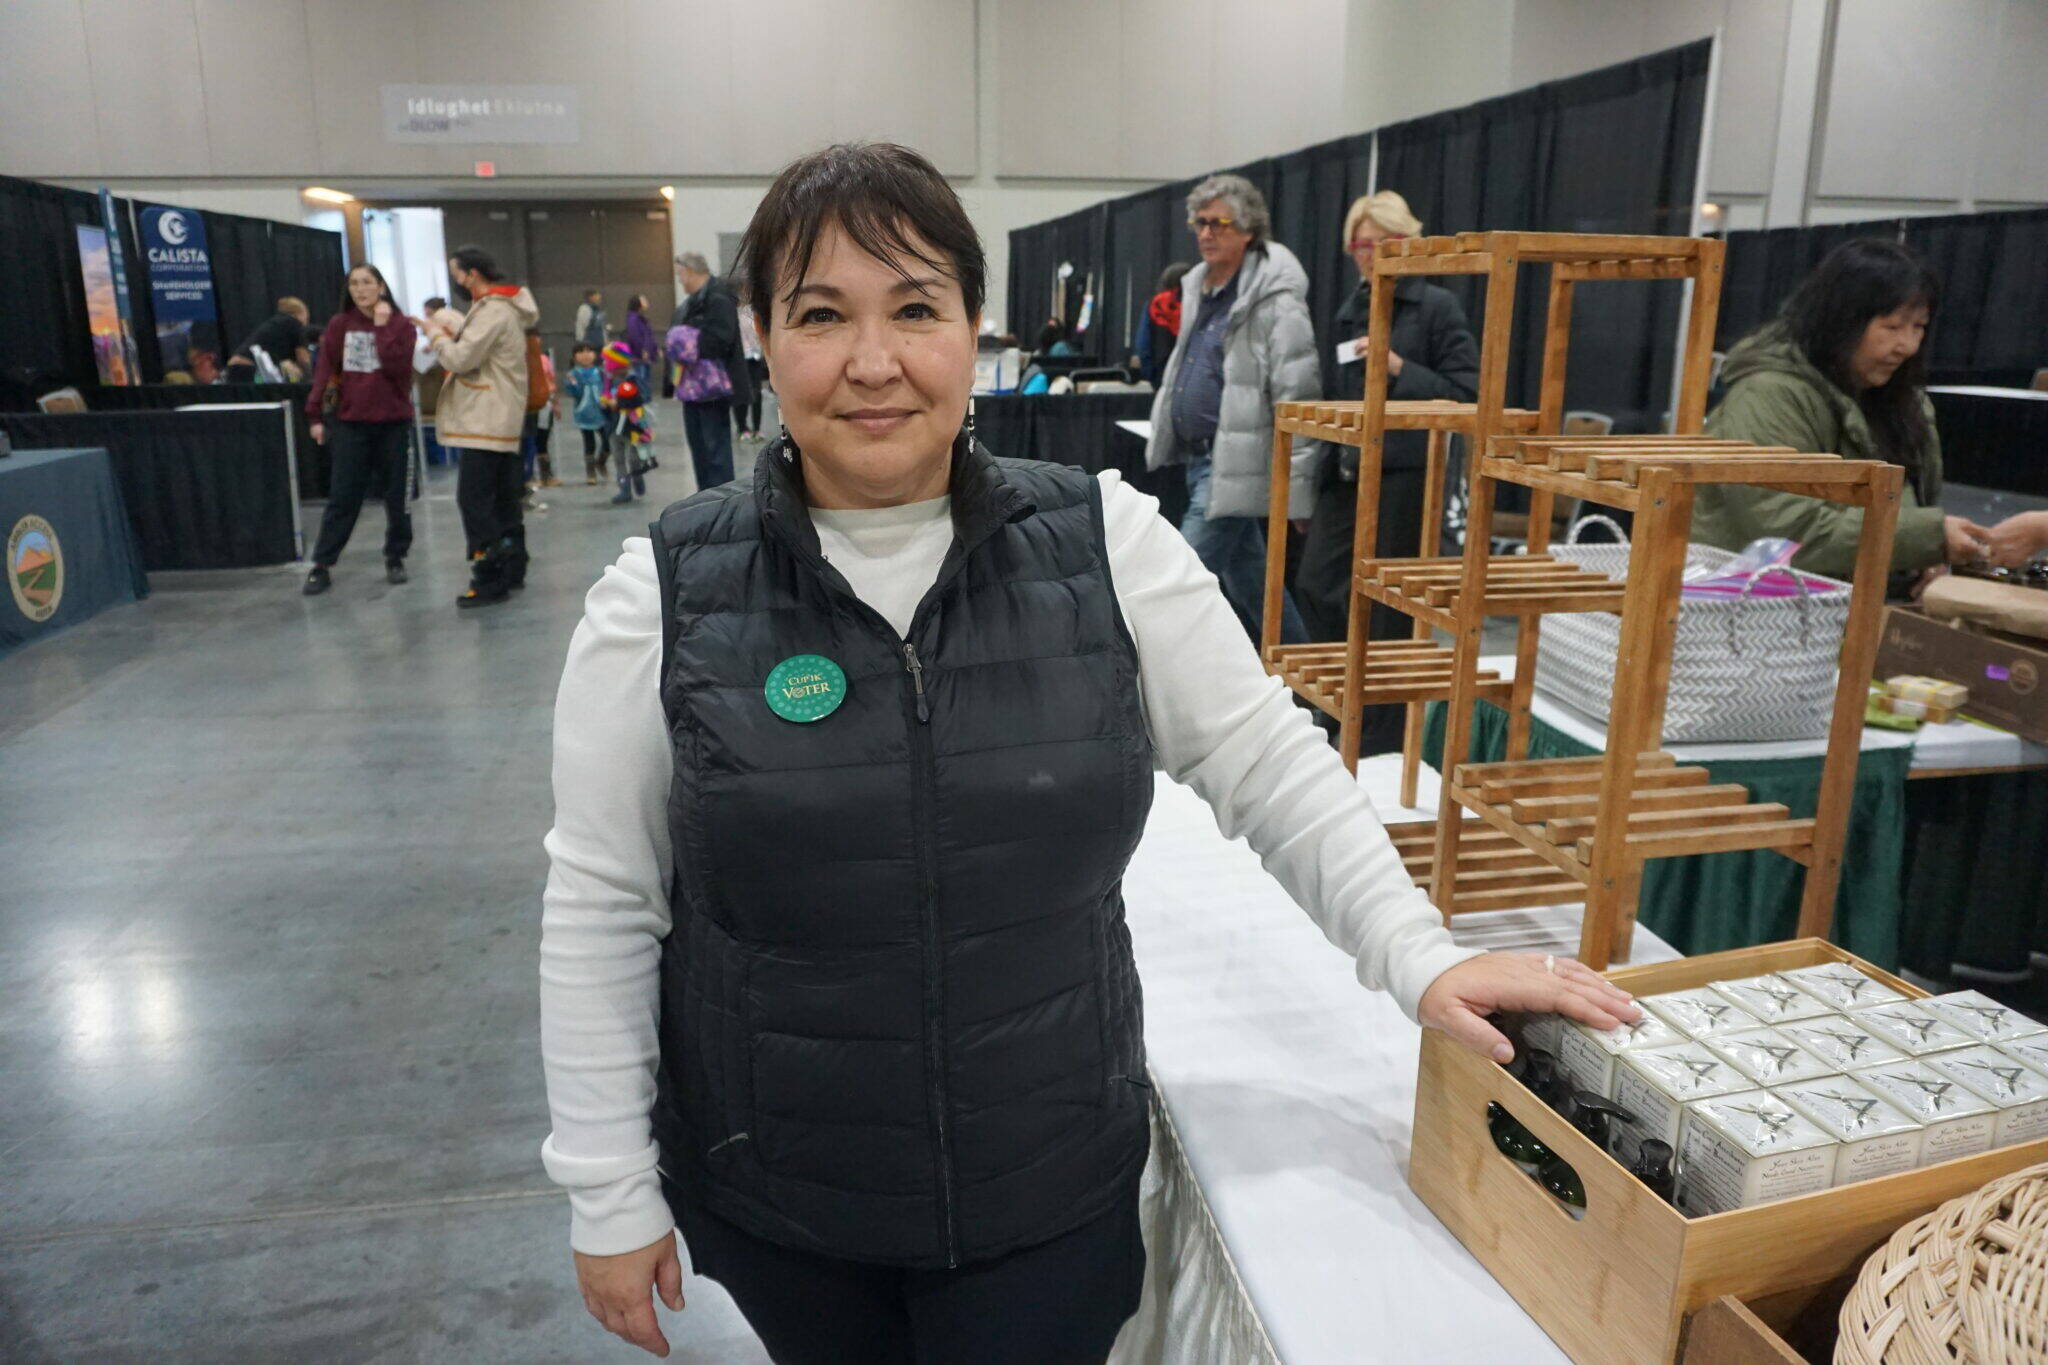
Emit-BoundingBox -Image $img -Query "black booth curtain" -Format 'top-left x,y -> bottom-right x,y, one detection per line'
1377,40 -> 1710,426
1006,203 -> 1111,353
0,172 -> 344,408
1717,207 -> 2048,387
1005,41 -> 1709,428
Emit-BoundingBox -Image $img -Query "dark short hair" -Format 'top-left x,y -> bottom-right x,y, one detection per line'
1779,237 -> 1939,464
585,287 -> 601,299
572,342 -> 597,357
739,142 -> 984,330
450,245 -> 503,283
423,296 -> 447,313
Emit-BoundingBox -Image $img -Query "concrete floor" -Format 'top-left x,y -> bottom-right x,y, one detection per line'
0,435 -> 773,1363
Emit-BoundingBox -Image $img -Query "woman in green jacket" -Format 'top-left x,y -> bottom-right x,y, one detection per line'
1695,239 -> 1999,592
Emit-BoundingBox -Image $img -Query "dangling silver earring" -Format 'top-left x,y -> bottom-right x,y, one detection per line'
961,401 -> 976,448
779,423 -> 794,462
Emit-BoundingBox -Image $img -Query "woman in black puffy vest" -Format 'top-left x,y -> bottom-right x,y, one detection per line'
540,142 -> 1641,1364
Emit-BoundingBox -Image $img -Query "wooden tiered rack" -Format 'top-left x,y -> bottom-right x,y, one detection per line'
1260,230 -> 1901,964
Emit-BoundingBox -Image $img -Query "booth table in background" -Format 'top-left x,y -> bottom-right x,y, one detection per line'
0,447 -> 148,657
1424,663 -> 2048,979
1930,386 -> 2048,496
0,406 -> 300,569
975,392 -> 1187,525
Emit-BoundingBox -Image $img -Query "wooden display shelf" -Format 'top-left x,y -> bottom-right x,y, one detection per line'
1408,939 -> 2048,1365
1384,819 -> 1586,916
1445,753 -> 1816,880
1273,399 -> 1542,445
1354,553 -> 1625,632
1262,641 -> 1513,719
1484,435 -> 1889,513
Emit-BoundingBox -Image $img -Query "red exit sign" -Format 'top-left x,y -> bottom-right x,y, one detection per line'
473,160 -> 497,178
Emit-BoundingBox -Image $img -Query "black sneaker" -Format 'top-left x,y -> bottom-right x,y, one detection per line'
386,561 -> 408,585
303,566 -> 331,596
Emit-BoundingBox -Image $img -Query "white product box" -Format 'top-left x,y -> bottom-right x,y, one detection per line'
1778,962 -> 1908,1012
1556,1013 -> 1685,1098
2001,1036 -> 2048,1077
1677,1092 -> 1839,1216
1518,1011 -> 1563,1060
1921,1045 -> 2048,1146
1703,1027 -> 1839,1087
1777,1015 -> 1909,1072
1917,991 -> 2048,1046
1640,988 -> 1761,1040
1611,1042 -> 1753,1165
1773,1076 -> 1924,1185
1853,1002 -> 1978,1057
1707,974 -> 1838,1025
1852,1059 -> 1999,1163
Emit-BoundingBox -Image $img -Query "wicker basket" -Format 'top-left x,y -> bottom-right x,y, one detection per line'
1836,1160 -> 2048,1364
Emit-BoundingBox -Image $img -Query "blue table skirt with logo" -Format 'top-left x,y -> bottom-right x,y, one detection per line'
0,447 -> 149,658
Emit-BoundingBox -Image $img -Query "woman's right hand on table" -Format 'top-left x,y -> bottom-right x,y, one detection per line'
575,1234 -> 686,1357
309,422 -> 324,445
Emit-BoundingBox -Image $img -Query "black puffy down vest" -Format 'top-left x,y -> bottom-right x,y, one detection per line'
648,438 -> 1155,1269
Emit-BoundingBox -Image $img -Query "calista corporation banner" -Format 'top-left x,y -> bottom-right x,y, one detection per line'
381,85 -> 579,144
137,205 -> 221,379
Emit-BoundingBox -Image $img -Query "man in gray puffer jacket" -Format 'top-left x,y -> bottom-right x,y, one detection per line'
1146,174 -> 1317,642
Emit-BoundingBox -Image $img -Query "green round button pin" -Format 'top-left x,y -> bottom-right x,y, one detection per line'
764,654 -> 848,723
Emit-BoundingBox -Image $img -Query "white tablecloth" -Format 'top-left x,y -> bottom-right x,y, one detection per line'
1927,385 -> 2048,402
1112,760 -> 1678,1364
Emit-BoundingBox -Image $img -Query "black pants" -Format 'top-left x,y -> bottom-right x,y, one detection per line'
579,426 -> 611,477
310,419 -> 413,567
1295,459 -> 1428,756
683,400 -> 735,489
742,358 -> 768,433
453,447 -> 527,584
665,1175 -> 1144,1365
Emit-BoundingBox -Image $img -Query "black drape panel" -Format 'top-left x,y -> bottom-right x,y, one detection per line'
1006,203 -> 1112,355
204,211 -> 279,357
113,198 -> 165,384
1378,40 -> 1709,425
1904,207 -> 2048,380
0,409 -> 296,569
0,174 -> 103,405
267,223 -> 346,333
87,382 -> 322,498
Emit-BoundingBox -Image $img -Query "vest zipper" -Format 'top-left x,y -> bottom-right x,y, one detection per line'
901,638 -> 957,1265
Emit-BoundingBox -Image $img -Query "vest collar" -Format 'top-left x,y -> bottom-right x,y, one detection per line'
755,431 -> 1038,571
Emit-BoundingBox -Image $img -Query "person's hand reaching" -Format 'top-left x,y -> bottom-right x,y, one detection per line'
1944,515 -> 1992,564
1418,951 -> 1641,1065
1983,509 -> 2048,570
371,300 -> 393,327
575,1234 -> 686,1357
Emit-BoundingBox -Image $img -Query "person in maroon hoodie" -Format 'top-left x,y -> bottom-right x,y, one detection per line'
303,264 -> 419,595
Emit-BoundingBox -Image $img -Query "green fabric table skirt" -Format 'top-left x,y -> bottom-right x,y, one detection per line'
1421,701 -> 1912,968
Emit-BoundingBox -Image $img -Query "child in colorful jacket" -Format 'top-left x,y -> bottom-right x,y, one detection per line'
603,342 -> 652,504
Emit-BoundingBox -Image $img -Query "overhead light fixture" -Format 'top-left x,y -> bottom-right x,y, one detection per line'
302,186 -> 354,204
1699,201 -> 1723,218
659,185 -> 675,201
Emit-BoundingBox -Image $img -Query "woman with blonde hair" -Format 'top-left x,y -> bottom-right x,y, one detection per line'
1295,189 -> 1479,752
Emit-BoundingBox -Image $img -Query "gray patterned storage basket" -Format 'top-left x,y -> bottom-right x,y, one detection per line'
1532,518 -> 1851,742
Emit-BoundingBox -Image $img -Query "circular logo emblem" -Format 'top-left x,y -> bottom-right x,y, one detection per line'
158,210 -> 189,245
7,515 -> 63,623
764,655 -> 847,723
2010,660 -> 2038,697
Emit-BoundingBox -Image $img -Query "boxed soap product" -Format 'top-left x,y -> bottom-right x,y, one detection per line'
1921,1045 -> 2048,1146
1611,1042 -> 1753,1164
1853,1001 -> 1978,1057
1704,1027 -> 1838,1087
1778,1015 -> 1909,1071
1853,1059 -> 1999,1162
1639,987 -> 1761,1040
2003,1035 -> 2048,1076
1517,1011 -> 1562,1059
1774,1075 -> 1924,1184
1676,1092 -> 1839,1216
1707,973 -> 1837,1025
1778,962 -> 1908,1011
1917,990 -> 2048,1045
1555,1012 -> 1684,1098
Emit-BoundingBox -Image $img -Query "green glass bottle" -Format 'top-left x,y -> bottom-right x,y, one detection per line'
1539,1154 -> 1586,1213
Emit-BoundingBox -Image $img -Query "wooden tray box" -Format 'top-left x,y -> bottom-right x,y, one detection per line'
1408,939 -> 2048,1364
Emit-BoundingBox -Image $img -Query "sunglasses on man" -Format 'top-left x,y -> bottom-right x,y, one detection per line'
1349,233 -> 1409,253
1188,215 -> 1238,234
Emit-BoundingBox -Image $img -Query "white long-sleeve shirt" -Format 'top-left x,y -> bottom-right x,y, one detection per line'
539,471 -> 1481,1255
